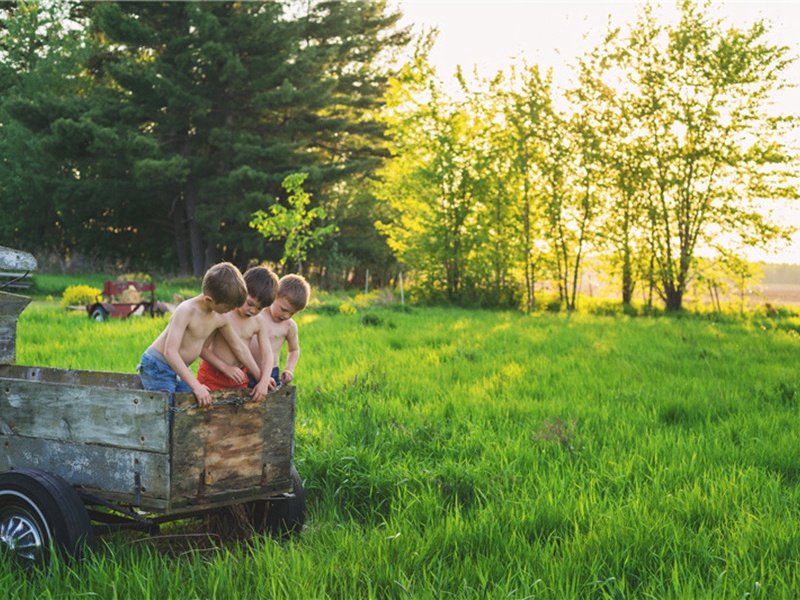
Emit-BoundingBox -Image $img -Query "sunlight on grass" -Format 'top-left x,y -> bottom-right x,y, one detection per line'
5,302 -> 800,598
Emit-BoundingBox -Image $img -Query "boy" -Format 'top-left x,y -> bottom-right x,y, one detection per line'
250,274 -> 310,386
198,266 -> 279,401
137,262 -> 260,408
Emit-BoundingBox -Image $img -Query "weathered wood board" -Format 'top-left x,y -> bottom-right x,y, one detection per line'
0,436 -> 170,511
170,385 -> 296,509
0,365 -> 172,508
0,364 -> 144,389
0,377 -> 169,453
0,291 -> 31,365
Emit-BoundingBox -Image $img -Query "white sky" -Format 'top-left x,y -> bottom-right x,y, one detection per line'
394,1 -> 800,264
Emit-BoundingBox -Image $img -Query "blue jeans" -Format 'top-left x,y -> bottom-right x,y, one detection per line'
137,347 -> 191,402
248,366 -> 280,389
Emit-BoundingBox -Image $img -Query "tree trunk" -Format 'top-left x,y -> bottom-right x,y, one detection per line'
621,262 -> 634,305
172,198 -> 190,276
185,176 -> 205,277
664,287 -> 683,311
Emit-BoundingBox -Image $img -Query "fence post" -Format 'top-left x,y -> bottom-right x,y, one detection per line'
399,272 -> 404,305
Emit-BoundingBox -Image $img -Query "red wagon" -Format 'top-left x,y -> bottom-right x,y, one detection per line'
86,280 -> 169,321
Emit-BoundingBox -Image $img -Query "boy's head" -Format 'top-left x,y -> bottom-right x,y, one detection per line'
243,266 -> 279,310
202,262 -> 247,311
269,274 -> 310,321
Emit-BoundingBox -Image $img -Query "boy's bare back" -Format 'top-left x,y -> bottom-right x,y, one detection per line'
150,295 -> 229,365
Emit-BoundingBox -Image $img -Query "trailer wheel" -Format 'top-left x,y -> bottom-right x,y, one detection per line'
89,306 -> 108,321
0,469 -> 95,566
255,465 -> 306,538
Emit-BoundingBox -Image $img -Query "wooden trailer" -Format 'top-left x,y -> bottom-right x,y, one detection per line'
0,246 -> 305,566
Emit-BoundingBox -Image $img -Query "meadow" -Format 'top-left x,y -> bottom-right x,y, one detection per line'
3,294 -> 800,599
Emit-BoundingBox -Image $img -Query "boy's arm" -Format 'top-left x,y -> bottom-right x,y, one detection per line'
282,320 -> 300,384
217,323 -> 262,383
250,322 -> 275,400
200,333 -> 247,386
162,310 -> 212,407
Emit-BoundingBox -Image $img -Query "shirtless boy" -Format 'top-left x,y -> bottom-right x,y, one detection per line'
249,274 -> 310,386
198,266 -> 279,401
137,262 -> 260,407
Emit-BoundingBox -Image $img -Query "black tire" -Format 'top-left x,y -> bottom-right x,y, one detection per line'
257,465 -> 306,538
0,469 -> 95,567
89,306 -> 108,322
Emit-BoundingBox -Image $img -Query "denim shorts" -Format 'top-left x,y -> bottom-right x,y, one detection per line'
248,366 -> 280,389
137,348 -> 192,399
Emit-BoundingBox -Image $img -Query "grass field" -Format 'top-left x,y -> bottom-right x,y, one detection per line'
3,299 -> 800,598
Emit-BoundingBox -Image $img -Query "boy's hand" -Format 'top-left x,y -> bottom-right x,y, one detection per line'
193,384 -> 213,407
222,364 -> 246,386
250,379 -> 271,403
281,370 -> 294,384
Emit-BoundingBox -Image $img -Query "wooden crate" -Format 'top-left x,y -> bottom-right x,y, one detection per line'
0,364 -> 295,514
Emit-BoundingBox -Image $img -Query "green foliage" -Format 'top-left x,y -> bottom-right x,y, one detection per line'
250,173 -> 337,272
0,1 -> 410,276
377,0 -> 797,311
59,284 -> 101,308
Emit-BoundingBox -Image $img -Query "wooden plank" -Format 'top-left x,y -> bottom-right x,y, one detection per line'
0,435 -> 169,510
0,364 -> 144,389
0,246 -> 37,272
0,291 -> 31,317
0,291 -> 31,365
169,385 -> 296,508
0,316 -> 20,366
0,378 -> 169,453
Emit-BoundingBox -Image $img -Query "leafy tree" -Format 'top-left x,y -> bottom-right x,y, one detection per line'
490,63 -> 556,311
250,173 -> 336,274
572,35 -> 651,306
612,0 -> 797,310
377,50 -> 487,303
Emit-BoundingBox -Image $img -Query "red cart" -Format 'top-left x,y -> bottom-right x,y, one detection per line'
86,280 -> 169,321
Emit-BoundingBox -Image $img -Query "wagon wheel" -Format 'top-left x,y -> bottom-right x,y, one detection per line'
253,465 -> 306,538
89,306 -> 108,322
207,465 -> 306,541
0,469 -> 95,567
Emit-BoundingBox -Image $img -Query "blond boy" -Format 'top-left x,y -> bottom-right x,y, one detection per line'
137,262 -> 260,407
198,266 -> 279,401
250,274 -> 310,386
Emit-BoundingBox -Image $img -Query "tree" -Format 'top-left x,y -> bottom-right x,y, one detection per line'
616,0 -> 797,310
376,49 -> 488,303
489,64 -> 555,312
0,1 -> 104,267
250,173 -> 336,274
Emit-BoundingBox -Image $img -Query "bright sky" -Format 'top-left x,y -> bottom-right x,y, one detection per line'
395,1 -> 800,264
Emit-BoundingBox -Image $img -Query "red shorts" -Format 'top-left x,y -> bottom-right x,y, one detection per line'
197,359 -> 247,390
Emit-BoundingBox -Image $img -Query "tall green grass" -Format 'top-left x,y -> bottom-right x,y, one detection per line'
5,303 -> 800,598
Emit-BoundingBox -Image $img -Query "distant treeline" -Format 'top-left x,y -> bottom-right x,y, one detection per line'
0,1 -> 410,287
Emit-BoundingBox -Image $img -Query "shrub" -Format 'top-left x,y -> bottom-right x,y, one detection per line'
60,284 -> 102,308
339,302 -> 357,316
